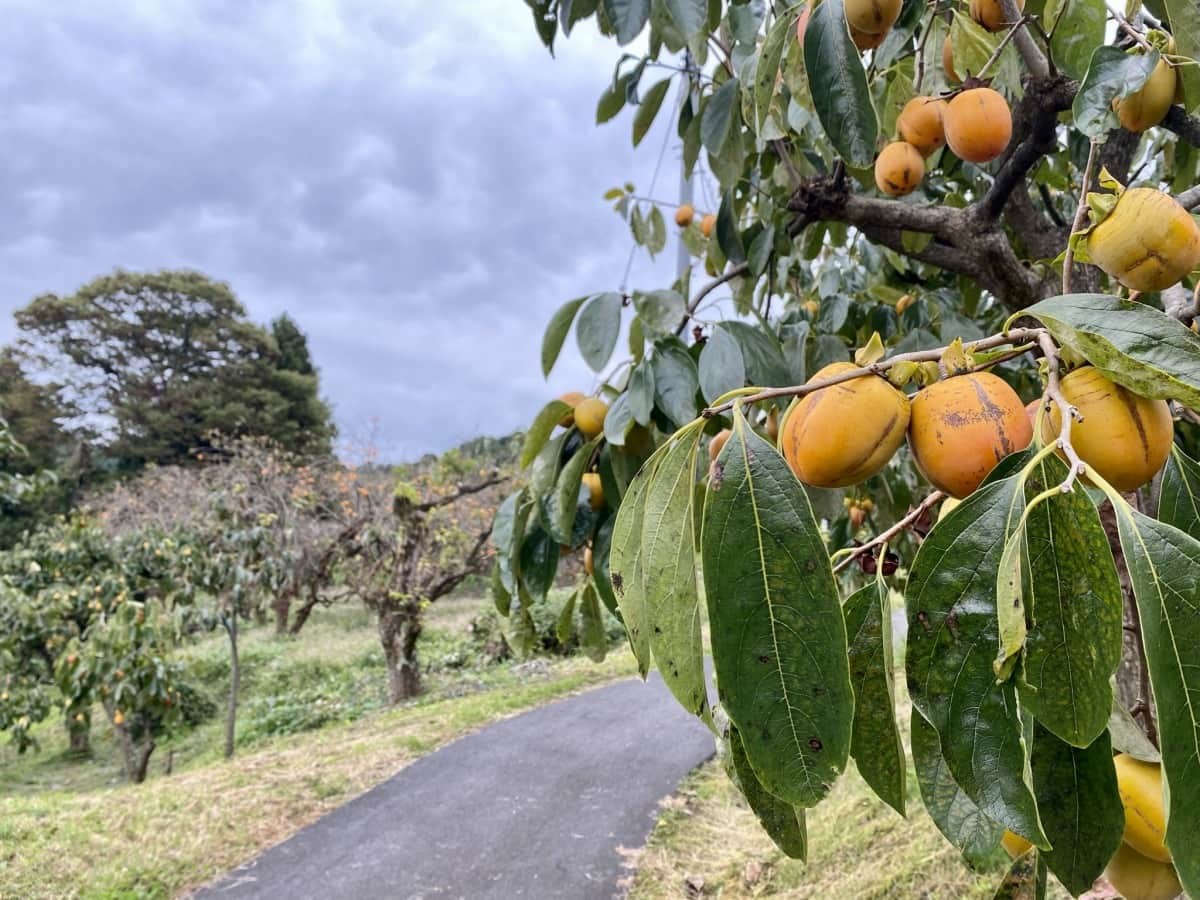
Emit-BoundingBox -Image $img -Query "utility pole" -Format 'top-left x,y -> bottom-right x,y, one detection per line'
675,51 -> 697,283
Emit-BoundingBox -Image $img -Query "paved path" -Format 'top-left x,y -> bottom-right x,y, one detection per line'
196,673 -> 715,900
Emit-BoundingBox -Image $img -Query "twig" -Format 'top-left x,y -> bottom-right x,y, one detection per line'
702,327 -> 1046,417
1037,183 -> 1068,227
1177,184 -> 1200,211
675,262 -> 750,336
833,491 -> 945,574
1062,137 -> 1099,295
1036,331 -> 1087,493
770,139 -> 803,189
977,15 -> 1031,79
1106,5 -> 1156,54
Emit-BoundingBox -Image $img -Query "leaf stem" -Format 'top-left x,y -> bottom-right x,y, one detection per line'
1062,137 -> 1099,295
1035,331 -> 1088,493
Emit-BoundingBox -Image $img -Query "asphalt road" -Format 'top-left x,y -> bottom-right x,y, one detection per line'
195,672 -> 715,900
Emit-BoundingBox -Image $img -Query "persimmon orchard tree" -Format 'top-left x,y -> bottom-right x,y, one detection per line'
500,1 -> 1200,896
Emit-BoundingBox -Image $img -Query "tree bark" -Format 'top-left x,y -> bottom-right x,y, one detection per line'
65,713 -> 90,756
380,607 -> 422,703
272,589 -> 293,637
110,713 -> 155,783
222,610 -> 240,759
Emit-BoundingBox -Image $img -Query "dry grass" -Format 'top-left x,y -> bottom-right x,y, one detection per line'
628,687 -> 1072,900
0,645 -> 636,899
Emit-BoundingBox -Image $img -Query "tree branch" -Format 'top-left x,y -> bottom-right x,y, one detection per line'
1177,184 -> 1200,211
1163,105 -> 1200,148
999,0 -> 1049,76
414,474 -> 504,513
675,263 -> 750,335
832,490 -> 945,574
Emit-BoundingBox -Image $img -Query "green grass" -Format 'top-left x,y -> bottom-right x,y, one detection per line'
0,592 -> 637,898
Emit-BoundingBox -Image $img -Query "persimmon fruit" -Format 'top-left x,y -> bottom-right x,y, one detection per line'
874,141 -> 925,197
1086,188 -> 1200,293
582,472 -> 605,510
1115,58 -> 1177,133
908,372 -> 1032,498
845,0 -> 901,34
709,429 -> 732,463
700,213 -> 716,238
558,391 -> 586,427
574,397 -> 608,439
969,0 -> 1024,32
1042,367 -> 1173,492
897,97 -> 948,156
675,203 -> 695,228
1104,842 -> 1181,900
1114,753 -> 1171,863
781,362 -> 910,488
850,24 -> 888,51
944,88 -> 1013,163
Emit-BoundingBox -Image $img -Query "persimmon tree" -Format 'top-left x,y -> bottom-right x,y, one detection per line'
501,1 -> 1200,895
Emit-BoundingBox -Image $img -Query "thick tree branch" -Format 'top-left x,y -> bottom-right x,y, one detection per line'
1177,184 -> 1200,211
414,473 -> 504,513
1163,105 -> 1200,147
999,0 -> 1049,76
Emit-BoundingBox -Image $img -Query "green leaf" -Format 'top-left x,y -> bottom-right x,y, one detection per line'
722,321 -> 792,387
603,391 -> 635,447
609,446 -> 667,676
1044,0 -> 1106,79
598,73 -> 632,123
726,725 -> 808,859
592,515 -> 619,616
912,710 -> 1004,866
716,191 -> 746,265
556,589 -> 579,643
803,0 -> 878,167
530,431 -> 566,500
578,582 -> 608,661
508,586 -> 538,654
519,528 -> 560,600
491,489 -> 529,595
651,342 -> 701,428
991,850 -> 1046,900
748,224 -> 774,277
634,78 -> 672,146
1019,455 -> 1123,747
1108,697 -> 1161,762
702,410 -> 853,807
641,424 -> 708,716
844,579 -> 906,816
542,296 -> 588,376
1021,293 -> 1200,408
603,0 -> 651,43
646,204 -> 667,255
906,476 -> 1048,845
521,400 -> 572,469
1160,447 -> 1200,542
949,11 -> 1002,80
628,360 -> 656,425
553,437 -> 600,544
698,324 -> 746,403
576,292 -> 623,372
633,289 -> 686,336
701,77 -> 740,157
1107,502 -> 1200,896
1030,723 -> 1124,895
659,0 -> 708,54
1071,46 -> 1159,137
1164,0 -> 1200,113
752,8 -> 796,139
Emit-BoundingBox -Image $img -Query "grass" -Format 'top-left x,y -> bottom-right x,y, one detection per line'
0,592 -> 637,899
627,689 -> 1071,900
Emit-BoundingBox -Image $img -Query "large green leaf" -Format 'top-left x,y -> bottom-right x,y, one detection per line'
491,489 -> 531,595
521,400 -> 572,469
751,7 -> 795,140
698,324 -> 746,403
576,292 -> 623,372
651,342 -> 701,428
627,360 -> 656,425
906,476 -> 1048,845
803,0 -> 878,168
603,392 -> 635,446
530,431 -> 566,499
542,296 -> 587,376
1159,447 -> 1200,542
721,320 -> 792,387
701,77 -> 740,157
633,78 -> 672,146
843,579 -> 906,816
658,0 -> 708,55
578,582 -> 608,662
519,527 -> 560,600
1030,724 -> 1124,896
609,446 -> 667,676
641,424 -> 708,717
1164,0 -> 1200,113
1108,503 -> 1200,897
726,725 -> 808,859
1044,0 -> 1106,80
702,410 -> 853,807
1021,293 -> 1200,409
1019,455 -> 1123,747
912,710 -> 1004,866
603,0 -> 651,43
1071,46 -> 1159,137
592,514 -> 619,616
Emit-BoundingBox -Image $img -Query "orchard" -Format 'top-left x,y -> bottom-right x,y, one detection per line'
500,0 -> 1200,896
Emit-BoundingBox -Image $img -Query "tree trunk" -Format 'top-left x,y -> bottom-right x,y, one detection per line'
223,611 -> 240,759
112,717 -> 155,783
288,588 -> 322,637
380,607 -> 422,703
65,712 -> 90,756
272,590 -> 292,636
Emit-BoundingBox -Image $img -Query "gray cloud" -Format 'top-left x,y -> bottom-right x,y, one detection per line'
0,0 -> 687,460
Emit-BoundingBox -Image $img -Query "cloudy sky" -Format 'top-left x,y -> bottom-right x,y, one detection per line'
0,1 -> 694,461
